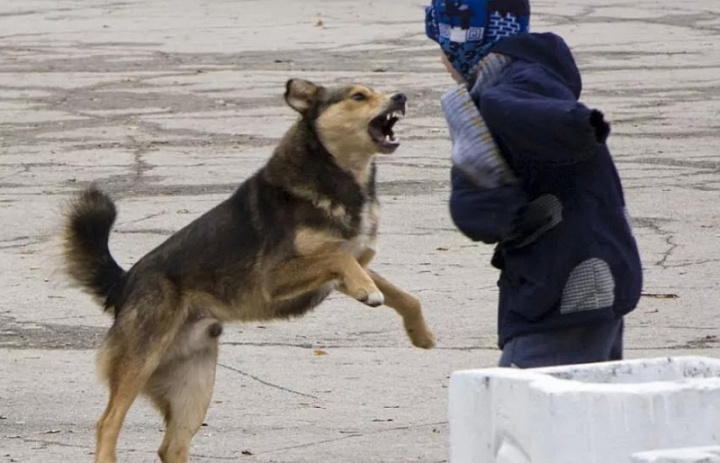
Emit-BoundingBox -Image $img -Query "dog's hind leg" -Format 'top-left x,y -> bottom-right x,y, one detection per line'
366,270 -> 435,349
95,286 -> 187,463
144,317 -> 222,463
95,355 -> 148,463
95,334 -> 177,463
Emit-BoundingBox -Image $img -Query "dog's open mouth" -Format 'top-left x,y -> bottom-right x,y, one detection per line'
368,108 -> 405,153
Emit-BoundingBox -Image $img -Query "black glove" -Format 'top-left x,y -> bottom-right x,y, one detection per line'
590,109 -> 610,143
503,195 -> 563,249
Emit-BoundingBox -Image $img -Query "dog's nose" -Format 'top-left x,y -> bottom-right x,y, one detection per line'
391,93 -> 407,105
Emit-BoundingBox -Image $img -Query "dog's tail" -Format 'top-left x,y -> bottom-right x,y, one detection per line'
63,186 -> 126,313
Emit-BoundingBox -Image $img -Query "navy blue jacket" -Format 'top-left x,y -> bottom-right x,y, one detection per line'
448,33 -> 643,347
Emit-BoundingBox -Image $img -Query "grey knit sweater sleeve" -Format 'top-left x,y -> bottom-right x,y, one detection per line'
440,53 -> 517,189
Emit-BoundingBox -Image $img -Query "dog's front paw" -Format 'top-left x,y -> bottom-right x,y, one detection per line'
406,322 -> 435,349
361,290 -> 385,307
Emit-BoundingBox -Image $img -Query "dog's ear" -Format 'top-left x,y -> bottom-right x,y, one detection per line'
285,79 -> 320,114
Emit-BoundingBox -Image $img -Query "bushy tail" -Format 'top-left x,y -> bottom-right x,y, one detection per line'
63,186 -> 126,313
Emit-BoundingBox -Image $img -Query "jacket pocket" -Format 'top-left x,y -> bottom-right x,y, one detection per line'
499,236 -> 566,322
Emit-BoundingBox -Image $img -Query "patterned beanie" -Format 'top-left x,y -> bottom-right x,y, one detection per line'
425,0 -> 530,80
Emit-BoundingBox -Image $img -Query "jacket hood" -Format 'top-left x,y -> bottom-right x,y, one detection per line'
492,32 -> 583,98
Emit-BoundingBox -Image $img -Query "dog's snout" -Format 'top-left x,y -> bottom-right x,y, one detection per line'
391,93 -> 407,105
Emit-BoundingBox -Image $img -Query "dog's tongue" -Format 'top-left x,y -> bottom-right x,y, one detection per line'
369,122 -> 385,142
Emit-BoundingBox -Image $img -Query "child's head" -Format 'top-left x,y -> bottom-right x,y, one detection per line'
426,0 -> 530,81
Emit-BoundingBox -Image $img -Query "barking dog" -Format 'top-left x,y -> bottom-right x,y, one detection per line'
62,79 -> 435,463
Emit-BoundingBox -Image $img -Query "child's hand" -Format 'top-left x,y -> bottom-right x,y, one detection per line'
504,195 -> 563,249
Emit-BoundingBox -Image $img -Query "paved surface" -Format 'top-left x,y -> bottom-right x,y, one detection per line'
1,0 -> 719,461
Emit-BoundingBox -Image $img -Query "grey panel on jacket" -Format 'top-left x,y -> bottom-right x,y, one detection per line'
560,257 -> 615,314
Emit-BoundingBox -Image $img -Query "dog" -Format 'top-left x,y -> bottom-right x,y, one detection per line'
62,78 -> 435,463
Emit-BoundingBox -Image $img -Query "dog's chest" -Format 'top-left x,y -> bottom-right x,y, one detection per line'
344,201 -> 378,257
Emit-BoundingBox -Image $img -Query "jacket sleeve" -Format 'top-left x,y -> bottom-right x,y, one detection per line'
479,63 -> 610,166
449,167 -> 528,244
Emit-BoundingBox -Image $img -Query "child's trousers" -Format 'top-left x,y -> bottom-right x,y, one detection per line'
498,318 -> 624,368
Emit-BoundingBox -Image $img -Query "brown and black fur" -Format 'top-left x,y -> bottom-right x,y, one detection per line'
62,79 -> 435,463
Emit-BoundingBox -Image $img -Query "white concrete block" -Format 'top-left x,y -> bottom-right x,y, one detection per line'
632,446 -> 720,463
448,357 -> 720,463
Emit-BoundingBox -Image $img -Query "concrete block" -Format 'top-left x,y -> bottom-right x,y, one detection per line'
632,446 -> 720,463
448,357 -> 720,463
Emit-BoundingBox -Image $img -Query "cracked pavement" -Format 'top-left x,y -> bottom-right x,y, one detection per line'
1,0 -> 719,461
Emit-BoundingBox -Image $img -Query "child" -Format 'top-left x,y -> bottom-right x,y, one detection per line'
425,0 -> 642,367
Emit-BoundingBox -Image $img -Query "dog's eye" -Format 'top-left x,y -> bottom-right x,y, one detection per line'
351,93 -> 367,102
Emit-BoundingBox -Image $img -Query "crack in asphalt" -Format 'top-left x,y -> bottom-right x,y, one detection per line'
217,363 -> 319,400
657,235 -> 678,268
0,315 -> 106,350
250,420 -> 448,456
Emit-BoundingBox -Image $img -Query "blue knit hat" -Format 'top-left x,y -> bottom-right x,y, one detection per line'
425,0 -> 530,79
